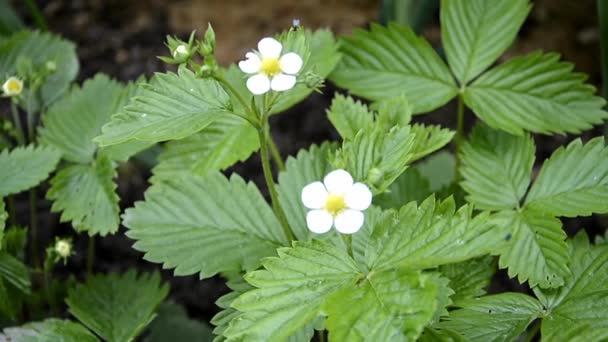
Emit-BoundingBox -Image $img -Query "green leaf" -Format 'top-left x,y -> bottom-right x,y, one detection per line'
374,168 -> 431,209
95,67 -> 230,146
0,30 -> 79,110
460,125 -> 535,210
525,137 -> 608,217
367,196 -> 507,271
0,144 -> 61,197
371,94 -> 413,129
40,74 -> 124,164
124,172 -> 287,278
47,155 -> 119,236
438,293 -> 543,342
543,324 -> 608,342
326,94 -> 373,140
223,240 -> 360,341
0,275 -> 24,320
496,208 -> 569,288
0,198 -> 6,234
145,302 -> 213,342
324,269 -> 437,341
419,328 -> 467,342
409,124 -> 455,162
0,251 -> 30,294
330,23 -> 458,113
151,115 -> 257,182
66,271 -> 169,342
463,51 -> 608,135
0,1 -> 23,37
439,255 -> 496,305
1,319 -> 99,342
416,151 -> 455,192
441,0 -> 530,84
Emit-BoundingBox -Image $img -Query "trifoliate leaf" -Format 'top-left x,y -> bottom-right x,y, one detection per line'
277,143 -> 337,240
330,23 -> 458,113
533,232 -> 608,337
145,302 -> 213,342
0,251 -> 30,294
439,255 -> 496,305
40,74 -> 124,164
124,172 -> 287,278
460,125 -> 535,210
409,124 -> 455,162
374,168 -> 431,209
66,271 -> 169,342
223,240 -> 360,341
0,144 -> 61,197
47,155 -> 119,236
151,115 -> 258,182
525,137 -> 608,217
416,151 -> 455,192
367,196 -> 506,271
95,67 -> 230,146
437,293 -> 543,342
326,94 -> 373,140
441,0 -> 530,84
463,51 -> 608,135
1,319 -> 99,342
0,30 -> 79,110
496,208 -> 569,288
324,269 -> 437,341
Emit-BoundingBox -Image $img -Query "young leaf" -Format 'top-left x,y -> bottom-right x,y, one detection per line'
463,52 -> 608,135
324,269 -> 437,341
0,30 -> 79,110
437,293 -> 543,342
525,137 -> 608,217
151,115 -> 258,182
1,319 -> 99,342
460,125 -> 535,210
223,240 -> 360,341
326,94 -> 373,140
330,23 -> 458,113
66,271 -> 169,342
145,302 -> 214,342
46,155 -> 119,236
124,172 -> 287,278
371,94 -> 413,130
495,208 -> 569,288
441,0 -> 530,84
39,74 -> 124,164
95,67 -> 230,146
409,124 -> 455,162
0,145 -> 61,197
439,255 -> 496,305
0,252 -> 30,295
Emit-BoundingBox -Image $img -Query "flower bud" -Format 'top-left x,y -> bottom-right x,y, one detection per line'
54,239 -> 72,258
172,44 -> 189,59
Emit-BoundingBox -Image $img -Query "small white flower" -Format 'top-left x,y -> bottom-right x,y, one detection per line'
301,169 -> 372,234
173,44 -> 189,58
238,37 -> 303,95
55,239 -> 72,258
2,77 -> 23,97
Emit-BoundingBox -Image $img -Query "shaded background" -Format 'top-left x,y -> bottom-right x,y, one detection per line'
8,0 -> 607,330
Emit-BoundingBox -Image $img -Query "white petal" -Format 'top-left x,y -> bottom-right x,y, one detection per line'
334,209 -> 364,234
246,74 -> 271,95
238,52 -> 261,74
301,181 -> 328,209
279,52 -> 303,74
344,182 -> 372,211
306,210 -> 333,234
270,73 -> 296,92
258,37 -> 282,58
323,169 -> 353,195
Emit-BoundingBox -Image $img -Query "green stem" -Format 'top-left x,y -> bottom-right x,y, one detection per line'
10,101 -> 25,145
29,188 -> 39,267
23,0 -> 48,31
87,235 -> 95,277
258,125 -> 294,242
454,93 -> 465,181
523,320 -> 540,342
317,330 -> 326,342
214,75 -> 260,128
26,108 -> 35,144
268,134 -> 285,171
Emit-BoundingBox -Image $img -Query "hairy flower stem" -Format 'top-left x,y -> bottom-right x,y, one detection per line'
454,94 -> 465,181
268,135 -> 285,171
214,75 -> 260,128
258,124 -> 295,242
10,101 -> 25,145
25,101 -> 40,267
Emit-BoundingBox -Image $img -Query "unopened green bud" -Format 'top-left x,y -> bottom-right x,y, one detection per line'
368,167 -> 384,185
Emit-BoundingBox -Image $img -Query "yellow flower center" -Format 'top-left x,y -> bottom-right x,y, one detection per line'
325,193 -> 346,216
6,79 -> 22,93
260,57 -> 281,77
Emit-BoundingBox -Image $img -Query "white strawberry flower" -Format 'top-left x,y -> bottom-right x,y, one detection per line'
55,239 -> 72,258
238,37 -> 303,95
301,169 -> 372,234
2,77 -> 23,97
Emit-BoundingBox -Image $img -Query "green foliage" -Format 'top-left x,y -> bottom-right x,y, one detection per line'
0,30 -> 79,110
66,271 -> 169,342
0,252 -> 30,319
441,0 -> 530,84
438,293 -> 543,342
460,125 -> 535,210
330,23 -> 458,113
0,0 -> 23,36
47,156 -> 119,236
409,124 -> 455,162
145,302 -> 214,342
1,319 -> 99,342
326,94 -> 373,140
374,168 -> 431,209
439,255 -> 496,305
124,172 -> 287,278
95,67 -> 230,146
525,137 -> 608,217
416,151 -> 455,192
0,144 -> 61,197
463,52 -> 608,135
0,198 -> 5,233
